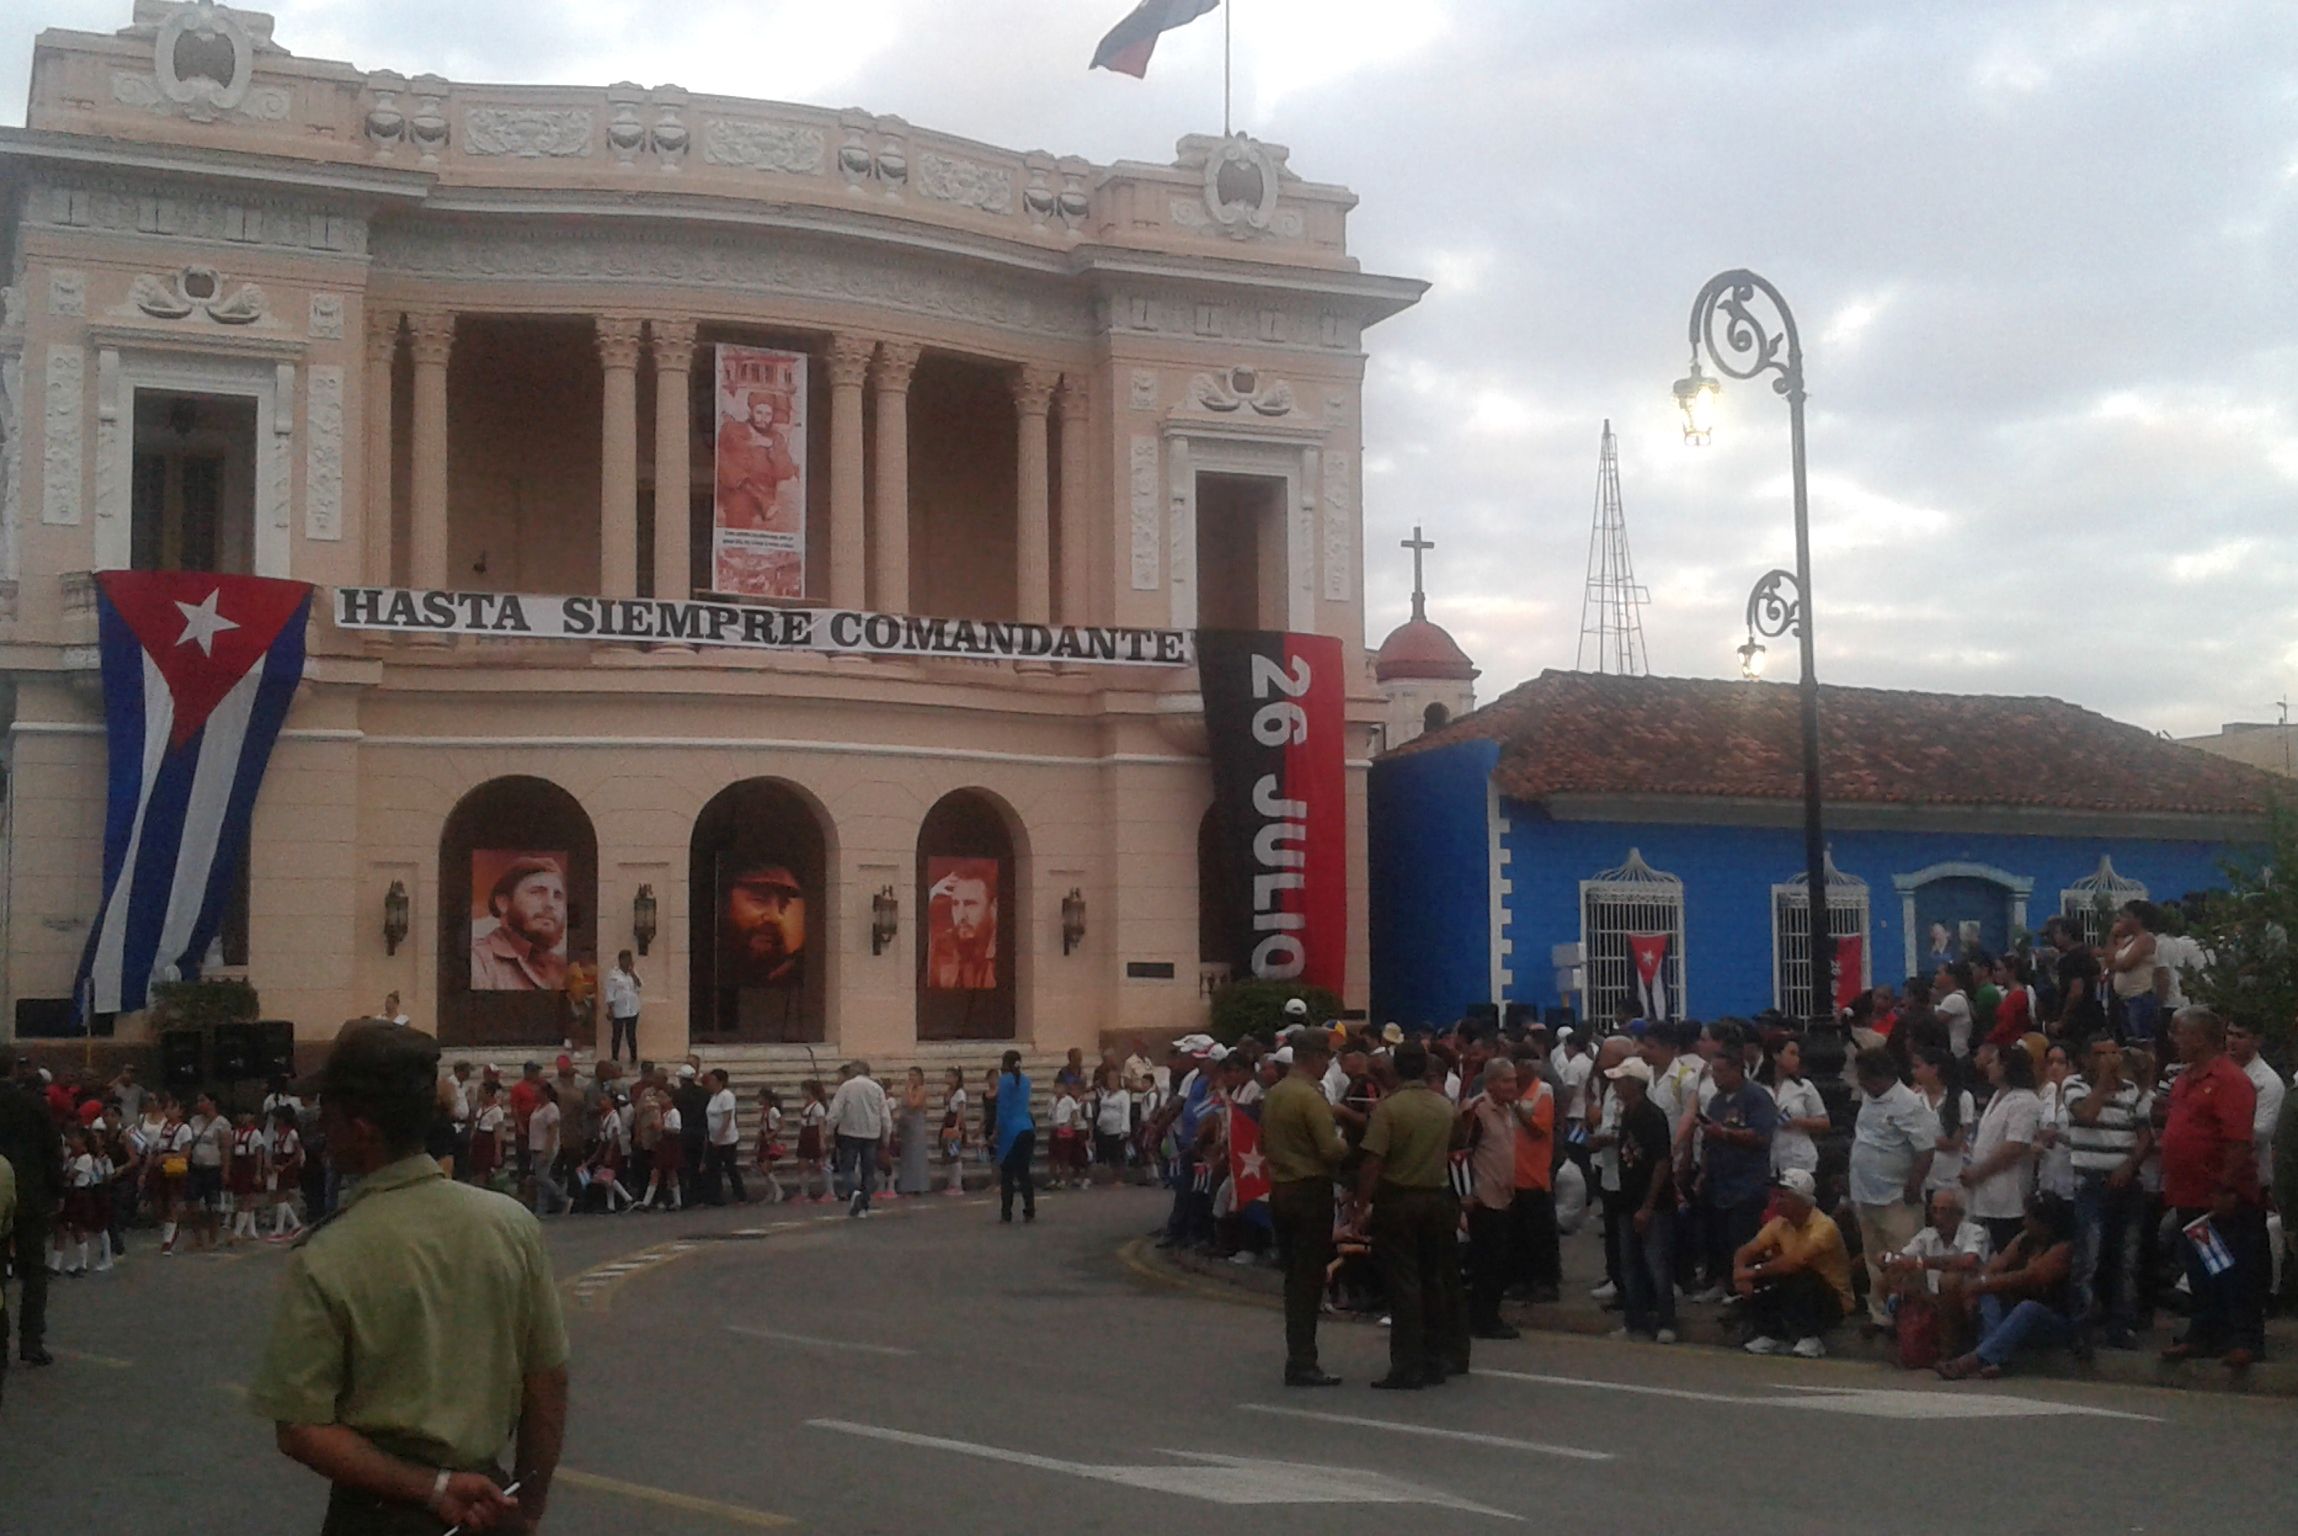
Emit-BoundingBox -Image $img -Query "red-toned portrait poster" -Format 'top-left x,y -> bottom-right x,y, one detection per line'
711,344 -> 809,598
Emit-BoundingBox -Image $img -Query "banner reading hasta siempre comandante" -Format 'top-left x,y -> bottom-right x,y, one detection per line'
1197,630 -> 1348,994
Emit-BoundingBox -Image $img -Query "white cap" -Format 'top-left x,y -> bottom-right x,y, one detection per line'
1603,1057 -> 1654,1085
1208,1045 -> 1231,1062
1174,1033 -> 1215,1054
1775,1167 -> 1817,1199
1282,998 -> 1310,1018
677,1063 -> 697,1078
1273,1046 -> 1295,1065
1555,1026 -> 1575,1043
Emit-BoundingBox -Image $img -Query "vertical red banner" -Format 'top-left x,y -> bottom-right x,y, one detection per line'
1198,630 -> 1349,996
1831,933 -> 1865,1013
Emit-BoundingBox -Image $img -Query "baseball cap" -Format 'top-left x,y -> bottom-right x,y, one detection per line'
1775,1167 -> 1817,1199
1207,1045 -> 1231,1063
1555,1026 -> 1575,1043
1603,1057 -> 1654,1085
1625,1018 -> 1651,1037
1380,1023 -> 1406,1046
1282,998 -> 1309,1019
1273,1046 -> 1295,1065
554,1054 -> 574,1073
677,1063 -> 698,1078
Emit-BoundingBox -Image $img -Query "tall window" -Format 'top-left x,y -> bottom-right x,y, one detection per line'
2060,855 -> 2147,947
131,392 -> 256,573
1772,854 -> 1870,1021
1581,849 -> 1684,1023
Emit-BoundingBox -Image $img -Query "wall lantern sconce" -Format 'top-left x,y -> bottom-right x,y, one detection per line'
632,883 -> 658,956
1061,887 -> 1087,956
871,885 -> 900,956
383,879 -> 410,955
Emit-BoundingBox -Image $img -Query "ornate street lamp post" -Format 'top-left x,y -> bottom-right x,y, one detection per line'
1678,270 -> 1834,1023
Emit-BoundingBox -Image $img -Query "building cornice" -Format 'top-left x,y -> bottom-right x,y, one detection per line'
0,126 -> 434,203
1529,791 -> 2265,843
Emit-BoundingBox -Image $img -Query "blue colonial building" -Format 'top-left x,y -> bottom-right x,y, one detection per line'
1370,669 -> 2274,1028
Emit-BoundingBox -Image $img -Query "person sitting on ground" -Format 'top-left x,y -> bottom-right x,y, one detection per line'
1734,1167 -> 1854,1359
1882,1186 -> 1990,1306
1936,1191 -> 2079,1380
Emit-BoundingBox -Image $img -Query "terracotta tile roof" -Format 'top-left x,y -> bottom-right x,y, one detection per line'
1388,669 -> 2277,818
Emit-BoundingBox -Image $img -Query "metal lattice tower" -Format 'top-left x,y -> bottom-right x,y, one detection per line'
1576,419 -> 1650,675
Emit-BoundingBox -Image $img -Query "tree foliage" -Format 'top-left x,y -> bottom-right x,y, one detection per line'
2184,800 -> 2297,1058
1207,978 -> 1345,1046
150,976 -> 261,1031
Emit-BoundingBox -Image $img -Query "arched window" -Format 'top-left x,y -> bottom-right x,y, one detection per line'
1580,848 -> 1685,1023
689,778 -> 832,1044
917,789 -> 1020,1040
437,776 -> 596,1047
1423,701 -> 1450,733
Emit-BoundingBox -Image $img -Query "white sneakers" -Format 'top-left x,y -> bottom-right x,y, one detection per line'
1745,1334 -> 1826,1358
1791,1336 -> 1826,1359
1589,1280 -> 1619,1301
1655,1328 -> 1678,1345
1688,1286 -> 1727,1305
1745,1335 -> 1785,1355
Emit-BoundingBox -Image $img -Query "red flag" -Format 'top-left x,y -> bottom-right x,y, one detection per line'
1628,932 -> 1671,1021
1832,933 -> 1865,1013
1227,1102 -> 1271,1207
1091,0 -> 1219,77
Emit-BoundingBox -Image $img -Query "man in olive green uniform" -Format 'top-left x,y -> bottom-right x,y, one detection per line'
1358,1040 -> 1467,1390
251,1023 -> 568,1534
1263,1028 -> 1349,1387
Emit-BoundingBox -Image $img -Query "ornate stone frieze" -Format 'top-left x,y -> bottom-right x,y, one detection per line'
368,227 -> 1091,341
120,0 -> 276,124
701,117 -> 826,175
464,107 -> 594,158
268,361 -> 294,534
50,270 -> 86,318
129,265 -> 266,324
1129,434 -> 1160,591
112,69 -> 290,122
29,179 -> 367,257
1321,449 -> 1351,601
1128,370 -> 1159,411
43,344 -> 85,526
1190,365 -> 1294,416
1173,133 -> 1298,241
1100,289 -> 1357,353
1,287 -> 24,329
0,351 -> 23,581
309,292 -> 345,339
917,151 -> 1013,214
305,363 -> 343,541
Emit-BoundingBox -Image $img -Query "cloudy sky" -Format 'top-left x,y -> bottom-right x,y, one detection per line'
9,2 -> 2295,735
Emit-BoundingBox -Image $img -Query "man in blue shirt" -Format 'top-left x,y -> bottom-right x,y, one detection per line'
1696,1033 -> 1778,1300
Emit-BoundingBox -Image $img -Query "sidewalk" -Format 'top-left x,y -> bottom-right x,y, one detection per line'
1147,1215 -> 2298,1398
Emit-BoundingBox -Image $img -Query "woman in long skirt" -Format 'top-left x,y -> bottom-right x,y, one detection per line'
896,1068 -> 932,1196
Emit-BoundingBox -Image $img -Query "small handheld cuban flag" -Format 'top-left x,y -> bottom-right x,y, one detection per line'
74,571 -> 313,1020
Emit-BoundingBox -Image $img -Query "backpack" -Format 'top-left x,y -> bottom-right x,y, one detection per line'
1895,1293 -> 1943,1371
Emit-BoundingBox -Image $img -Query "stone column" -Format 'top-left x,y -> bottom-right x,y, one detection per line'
596,316 -> 645,599
1013,365 -> 1059,626
1055,373 -> 1090,626
405,310 -> 455,593
650,318 -> 698,606
870,341 -> 921,614
361,307 -> 400,586
826,335 -> 875,609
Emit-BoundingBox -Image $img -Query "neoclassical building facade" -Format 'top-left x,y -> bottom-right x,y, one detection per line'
0,3 -> 1420,1064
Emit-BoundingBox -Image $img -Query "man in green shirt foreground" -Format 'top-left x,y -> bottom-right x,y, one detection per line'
1262,1027 -> 1350,1387
1359,1039 -> 1468,1390
250,1022 -> 568,1533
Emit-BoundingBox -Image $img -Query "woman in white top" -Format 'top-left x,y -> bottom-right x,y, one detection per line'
1092,1066 -> 1133,1181
1912,1048 -> 1975,1195
940,1070 -> 970,1195
1763,1036 -> 1830,1176
2034,1042 -> 2079,1199
1959,1042 -> 2043,1252
528,1083 -> 571,1216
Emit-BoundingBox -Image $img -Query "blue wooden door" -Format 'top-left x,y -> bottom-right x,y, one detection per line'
1913,876 -> 2014,968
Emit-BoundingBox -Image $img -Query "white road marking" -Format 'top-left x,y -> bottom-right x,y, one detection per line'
726,1325 -> 917,1358
806,1419 -> 1520,1518
1476,1369 -> 2161,1423
1238,1404 -> 1612,1462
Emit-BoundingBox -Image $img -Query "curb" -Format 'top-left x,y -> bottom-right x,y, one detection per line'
1139,1240 -> 2298,1399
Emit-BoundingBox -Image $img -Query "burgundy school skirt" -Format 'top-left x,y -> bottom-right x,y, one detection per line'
62,1188 -> 103,1231
653,1136 -> 686,1174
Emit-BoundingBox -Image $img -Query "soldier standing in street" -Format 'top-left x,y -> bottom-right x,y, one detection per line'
1358,1040 -> 1468,1390
0,1056 -> 59,1373
1263,1027 -> 1349,1387
250,1023 -> 568,1533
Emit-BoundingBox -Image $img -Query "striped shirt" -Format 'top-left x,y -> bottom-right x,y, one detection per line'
2065,1076 -> 2152,1174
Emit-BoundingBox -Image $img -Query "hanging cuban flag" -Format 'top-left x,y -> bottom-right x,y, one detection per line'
1628,932 -> 1672,1022
1227,1099 -> 1271,1208
1090,0 -> 1219,77
74,571 -> 313,1019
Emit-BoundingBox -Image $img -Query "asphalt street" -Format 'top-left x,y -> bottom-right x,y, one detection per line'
6,1185 -> 2292,1534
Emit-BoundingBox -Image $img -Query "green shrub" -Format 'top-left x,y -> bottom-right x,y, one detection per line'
1207,978 -> 1344,1046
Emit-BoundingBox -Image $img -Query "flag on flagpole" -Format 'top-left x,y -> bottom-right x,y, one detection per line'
74,571 -> 313,1019
1091,0 -> 1220,77
1628,932 -> 1671,1022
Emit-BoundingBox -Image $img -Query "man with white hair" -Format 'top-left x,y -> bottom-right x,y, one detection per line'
827,1061 -> 892,1218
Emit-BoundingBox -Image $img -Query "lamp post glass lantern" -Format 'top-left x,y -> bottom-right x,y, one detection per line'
1679,268 -> 1834,1024
632,883 -> 658,957
871,885 -> 899,956
383,879 -> 410,956
1061,887 -> 1087,956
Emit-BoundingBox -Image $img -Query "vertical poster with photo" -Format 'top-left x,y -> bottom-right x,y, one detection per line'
925,856 -> 1001,990
470,850 -> 570,992
717,855 -> 808,990
711,344 -> 809,598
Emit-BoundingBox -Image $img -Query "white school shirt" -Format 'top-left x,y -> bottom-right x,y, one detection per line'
1556,1052 -> 1594,1122
2036,1080 -> 2078,1198
2243,1055 -> 2285,1189
1095,1089 -> 1132,1135
1769,1076 -> 1827,1175
1052,1096 -> 1083,1132
67,1153 -> 96,1191
474,1103 -> 506,1140
1921,1088 -> 1976,1193
1967,1087 -> 2041,1221
1935,993 -> 1974,1058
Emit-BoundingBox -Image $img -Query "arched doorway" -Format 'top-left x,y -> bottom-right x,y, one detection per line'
437,775 -> 597,1047
689,778 -> 832,1043
916,789 -> 1020,1040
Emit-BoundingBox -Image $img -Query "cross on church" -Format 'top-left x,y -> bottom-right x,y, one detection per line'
1402,525 -> 1434,620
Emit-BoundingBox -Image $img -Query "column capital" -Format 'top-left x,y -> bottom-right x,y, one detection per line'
404,309 -> 455,367
363,307 -> 402,364
650,317 -> 699,373
826,334 -> 877,390
1013,363 -> 1060,417
1055,372 -> 1090,423
595,315 -> 646,371
873,339 -> 922,395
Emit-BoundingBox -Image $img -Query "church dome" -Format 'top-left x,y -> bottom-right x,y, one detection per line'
1375,616 -> 1477,683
